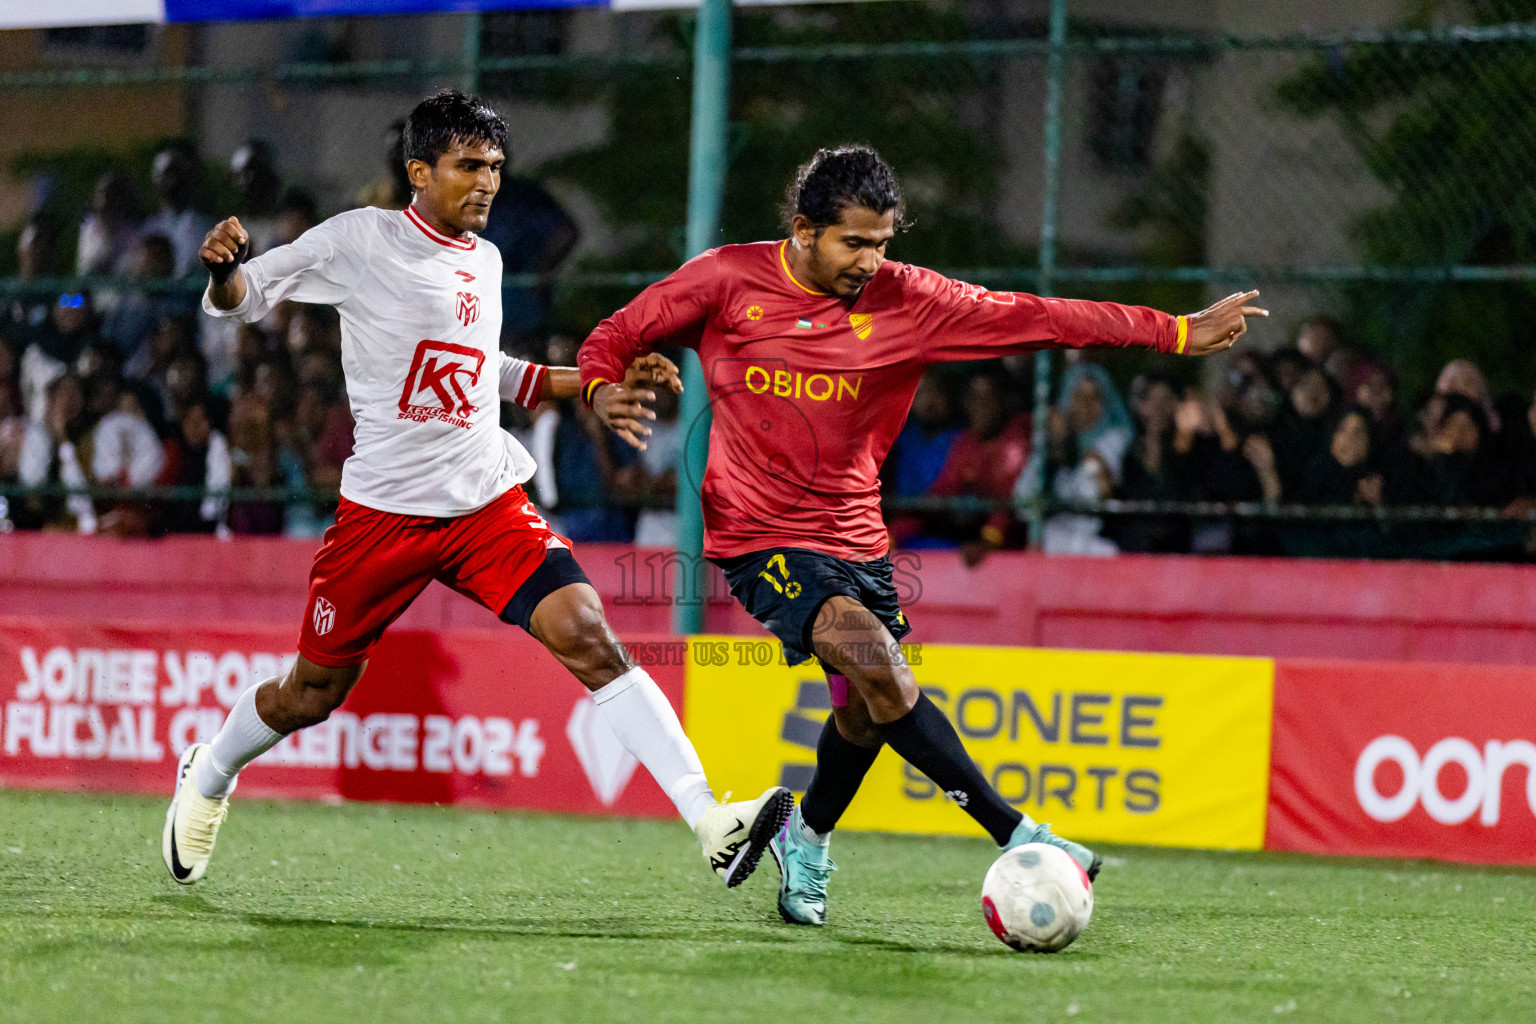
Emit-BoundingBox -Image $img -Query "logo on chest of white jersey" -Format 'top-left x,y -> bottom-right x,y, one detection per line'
398,339 -> 484,428
456,291 -> 480,326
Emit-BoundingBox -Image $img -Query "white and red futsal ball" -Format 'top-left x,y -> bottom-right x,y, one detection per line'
981,842 -> 1094,952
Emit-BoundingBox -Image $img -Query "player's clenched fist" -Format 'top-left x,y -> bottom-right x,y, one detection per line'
202,216 -> 251,310
201,217 -> 250,275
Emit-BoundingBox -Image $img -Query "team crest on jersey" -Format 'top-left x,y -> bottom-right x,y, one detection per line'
312,596 -> 336,636
398,339 -> 484,429
456,291 -> 481,326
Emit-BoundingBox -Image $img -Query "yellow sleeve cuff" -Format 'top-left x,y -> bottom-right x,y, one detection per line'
1174,315 -> 1189,355
582,378 -> 611,407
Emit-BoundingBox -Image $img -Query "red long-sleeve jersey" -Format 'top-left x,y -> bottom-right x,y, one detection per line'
579,240 -> 1185,561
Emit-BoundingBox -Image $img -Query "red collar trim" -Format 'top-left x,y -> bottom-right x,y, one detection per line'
404,205 -> 476,251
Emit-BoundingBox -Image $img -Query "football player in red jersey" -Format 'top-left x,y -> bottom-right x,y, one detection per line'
580,145 -> 1264,925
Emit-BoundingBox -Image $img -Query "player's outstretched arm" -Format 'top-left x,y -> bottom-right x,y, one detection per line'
201,216 -> 250,311
1182,290 -> 1269,356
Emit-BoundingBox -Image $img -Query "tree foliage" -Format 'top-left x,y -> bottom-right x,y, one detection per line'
1275,0 -> 1536,397
535,2 -> 1029,332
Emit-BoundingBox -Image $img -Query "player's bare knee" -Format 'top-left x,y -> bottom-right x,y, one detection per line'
540,604 -> 628,684
832,703 -> 882,748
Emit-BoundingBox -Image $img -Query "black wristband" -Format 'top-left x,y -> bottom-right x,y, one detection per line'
202,236 -> 250,285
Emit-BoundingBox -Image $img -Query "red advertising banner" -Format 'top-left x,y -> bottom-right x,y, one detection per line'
0,616 -> 679,818
1267,659 -> 1536,864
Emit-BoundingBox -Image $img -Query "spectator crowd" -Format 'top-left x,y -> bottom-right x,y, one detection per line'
884,316 -> 1536,562
2,140 -> 1533,561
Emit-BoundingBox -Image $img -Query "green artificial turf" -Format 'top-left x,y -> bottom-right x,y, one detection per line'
1,787 -> 1533,1023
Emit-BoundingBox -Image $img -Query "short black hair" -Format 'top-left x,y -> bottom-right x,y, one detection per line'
402,90 -> 509,170
782,145 -> 907,232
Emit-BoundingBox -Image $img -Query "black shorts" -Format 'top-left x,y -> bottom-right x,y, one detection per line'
711,547 -> 912,669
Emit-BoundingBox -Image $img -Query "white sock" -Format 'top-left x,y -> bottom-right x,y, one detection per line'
592,666 -> 715,829
195,680 -> 284,799
797,812 -> 831,847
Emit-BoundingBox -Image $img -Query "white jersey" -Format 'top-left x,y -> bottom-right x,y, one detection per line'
203,205 -> 547,518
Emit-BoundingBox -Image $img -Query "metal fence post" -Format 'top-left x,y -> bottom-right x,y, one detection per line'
673,0 -> 732,635
1029,0 -> 1068,547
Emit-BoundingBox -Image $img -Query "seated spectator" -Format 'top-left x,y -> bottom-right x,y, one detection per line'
480,175 -> 579,338
1271,364 -> 1339,494
272,380 -> 351,538
162,398 -> 232,535
1354,363 -> 1405,442
1266,347 -> 1312,398
1425,393 -> 1515,508
886,370 -> 960,499
1323,344 -> 1366,394
19,290 -> 98,424
1296,314 -> 1342,367
613,381 -> 681,547
101,234 -> 188,364
1351,362 -> 1426,502
223,323 -> 273,399
0,380 -> 26,485
525,336 -> 634,541
1299,407 -> 1383,507
274,188 -> 319,248
1182,376 -> 1283,555
140,141 -> 214,277
15,373 -> 95,532
1114,373 -> 1200,553
894,371 -> 1028,561
295,377 -> 351,491
4,213 -> 62,356
230,139 -> 284,256
91,383 -> 166,537
1017,364 -> 1132,556
199,189 -> 309,384
76,345 -> 130,425
126,314 -> 196,395
75,172 -> 142,279
225,386 -> 284,535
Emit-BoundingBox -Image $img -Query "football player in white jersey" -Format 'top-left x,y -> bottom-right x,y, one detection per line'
163,91 -> 790,890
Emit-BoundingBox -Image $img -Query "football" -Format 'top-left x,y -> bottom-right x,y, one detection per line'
981,843 -> 1094,952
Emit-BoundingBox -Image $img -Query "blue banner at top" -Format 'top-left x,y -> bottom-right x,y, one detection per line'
162,0 -> 601,19
0,0 -> 844,30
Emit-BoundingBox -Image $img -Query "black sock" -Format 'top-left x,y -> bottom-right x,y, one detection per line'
800,717 -> 882,835
876,693 -> 1023,845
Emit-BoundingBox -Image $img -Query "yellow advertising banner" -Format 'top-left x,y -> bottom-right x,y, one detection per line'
684,638 -> 1275,850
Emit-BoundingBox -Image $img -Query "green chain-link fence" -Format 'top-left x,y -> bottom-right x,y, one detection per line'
3,2 -> 1535,556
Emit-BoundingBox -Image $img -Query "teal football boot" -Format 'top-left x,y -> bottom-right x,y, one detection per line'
767,804 -> 837,926
1003,815 -> 1102,881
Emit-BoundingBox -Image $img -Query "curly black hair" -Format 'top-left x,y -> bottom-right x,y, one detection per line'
781,145 -> 909,233
402,90 -> 509,170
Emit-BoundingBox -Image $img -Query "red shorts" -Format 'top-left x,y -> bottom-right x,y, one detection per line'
299,485 -> 571,667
